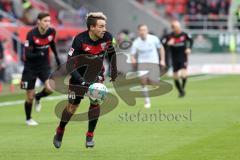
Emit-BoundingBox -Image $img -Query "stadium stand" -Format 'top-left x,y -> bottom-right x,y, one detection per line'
136,0 -> 232,30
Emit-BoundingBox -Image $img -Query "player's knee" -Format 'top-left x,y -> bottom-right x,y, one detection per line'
180,69 -> 188,78
26,96 -> 34,103
66,104 -> 78,114
181,75 -> 187,79
173,73 -> 179,80
45,82 -> 54,93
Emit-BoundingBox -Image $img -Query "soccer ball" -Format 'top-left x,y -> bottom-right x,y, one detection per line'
86,83 -> 108,103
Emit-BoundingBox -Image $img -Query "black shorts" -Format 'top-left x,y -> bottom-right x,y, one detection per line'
0,68 -> 4,81
68,75 -> 104,105
20,66 -> 51,90
68,78 -> 87,105
172,61 -> 188,72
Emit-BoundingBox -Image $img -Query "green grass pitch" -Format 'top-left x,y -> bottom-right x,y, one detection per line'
0,75 -> 240,160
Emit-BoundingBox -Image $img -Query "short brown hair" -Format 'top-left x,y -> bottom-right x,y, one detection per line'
137,24 -> 147,30
86,12 -> 107,30
37,12 -> 50,20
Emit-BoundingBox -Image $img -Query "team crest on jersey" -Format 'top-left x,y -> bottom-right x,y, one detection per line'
84,46 -> 91,52
68,48 -> 74,56
101,42 -> 107,50
24,40 -> 29,47
35,39 -> 40,44
48,35 -> 53,41
180,36 -> 186,41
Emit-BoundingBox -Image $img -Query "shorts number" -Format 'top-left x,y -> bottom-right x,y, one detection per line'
21,81 -> 28,89
68,91 -> 76,100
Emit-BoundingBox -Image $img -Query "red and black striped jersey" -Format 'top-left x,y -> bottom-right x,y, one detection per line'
161,32 -> 193,60
68,30 -> 113,57
67,30 -> 117,82
24,27 -> 59,68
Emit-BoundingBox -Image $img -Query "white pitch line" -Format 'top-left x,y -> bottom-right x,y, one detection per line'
0,100 -> 24,107
0,75 -> 223,108
164,75 -> 223,84
0,89 -> 115,108
0,95 -> 67,108
189,75 -> 223,82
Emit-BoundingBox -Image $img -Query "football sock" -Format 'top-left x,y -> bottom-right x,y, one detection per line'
25,101 -> 32,120
174,79 -> 183,93
88,104 -> 100,133
182,78 -> 187,89
59,108 -> 73,129
35,88 -> 52,101
142,86 -> 150,104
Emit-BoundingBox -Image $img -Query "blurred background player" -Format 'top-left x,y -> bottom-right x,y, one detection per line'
0,39 -> 4,93
21,12 -> 61,126
53,12 -> 117,149
131,24 -> 165,108
161,20 -> 193,98
160,28 -> 171,72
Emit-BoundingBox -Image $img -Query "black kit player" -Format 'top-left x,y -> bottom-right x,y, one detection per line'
161,20 -> 193,97
0,40 -> 4,93
53,12 -> 117,149
21,12 -> 61,126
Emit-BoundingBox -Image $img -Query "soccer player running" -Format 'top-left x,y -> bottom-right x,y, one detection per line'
161,20 -> 193,98
131,24 -> 165,108
53,12 -> 117,149
0,40 -> 4,93
21,12 -> 61,126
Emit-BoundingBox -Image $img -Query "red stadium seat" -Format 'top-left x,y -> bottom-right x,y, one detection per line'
49,8 -> 59,26
165,4 -> 174,15
176,0 -> 188,4
156,0 -> 164,5
1,18 -> 10,23
175,4 -> 186,14
164,0 -> 174,4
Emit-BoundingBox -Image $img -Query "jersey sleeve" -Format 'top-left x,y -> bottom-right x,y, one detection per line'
161,34 -> 169,47
50,30 -> 60,66
155,36 -> 162,49
131,40 -> 138,56
66,36 -> 85,81
185,33 -> 193,49
67,37 -> 81,58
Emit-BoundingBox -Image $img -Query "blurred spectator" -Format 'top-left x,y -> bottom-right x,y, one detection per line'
12,32 -> 24,59
77,5 -> 88,24
12,0 -> 24,19
0,0 -> 16,17
136,0 -> 144,4
21,0 -> 39,25
117,29 -> 130,44
3,48 -> 22,83
160,28 -> 171,70
186,0 -> 230,30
